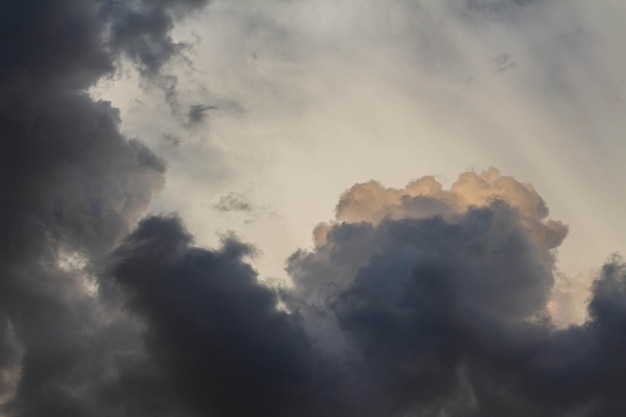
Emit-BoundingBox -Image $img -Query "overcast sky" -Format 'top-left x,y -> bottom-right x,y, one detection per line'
3,1 -> 626,416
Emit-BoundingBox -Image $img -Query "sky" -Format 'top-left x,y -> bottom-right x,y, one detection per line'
93,0 -> 626,285
2,0 -> 626,416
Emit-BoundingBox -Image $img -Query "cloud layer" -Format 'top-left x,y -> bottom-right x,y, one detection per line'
1,1 -> 626,417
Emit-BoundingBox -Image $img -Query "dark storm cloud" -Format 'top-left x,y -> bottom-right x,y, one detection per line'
286,201 -> 556,416
324,206 -> 553,416
106,215 -> 354,417
282,171 -> 626,416
107,189 -> 626,417
0,0 -> 209,415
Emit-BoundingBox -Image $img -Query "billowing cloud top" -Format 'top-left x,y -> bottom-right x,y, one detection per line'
294,169 -> 567,325
328,167 -> 568,250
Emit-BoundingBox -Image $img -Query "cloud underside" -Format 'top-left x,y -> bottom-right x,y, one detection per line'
1,0 -> 626,417
105,183 -> 626,417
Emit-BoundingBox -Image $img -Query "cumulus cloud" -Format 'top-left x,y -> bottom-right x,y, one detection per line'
287,168 -> 565,353
332,167 -> 567,249
282,168 -> 626,416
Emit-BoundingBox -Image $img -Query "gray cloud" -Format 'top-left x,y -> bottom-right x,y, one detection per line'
286,169 -> 564,354
0,0 -> 209,415
186,104 -> 218,126
282,169 -> 626,416
102,0 -> 211,76
161,132 -> 182,147
107,215 -> 350,417
213,192 -> 253,213
99,168 -> 626,417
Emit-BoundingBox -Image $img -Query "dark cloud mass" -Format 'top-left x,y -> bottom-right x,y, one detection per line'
0,0 -> 207,415
284,171 -> 626,417
2,1 -> 626,417
107,216 -> 348,417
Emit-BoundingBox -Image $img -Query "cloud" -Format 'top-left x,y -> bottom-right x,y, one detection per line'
186,104 -> 218,126
282,168 -> 626,416
2,0 -> 626,416
102,0 -> 212,76
287,168 -> 564,353
213,192 -> 253,212
491,53 -> 517,73
329,167 -> 568,251
106,215 -> 352,417
161,132 -> 182,147
0,0 -> 211,415
99,169 -> 626,417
